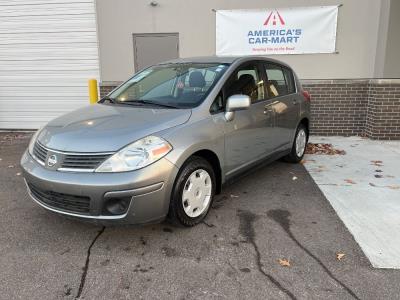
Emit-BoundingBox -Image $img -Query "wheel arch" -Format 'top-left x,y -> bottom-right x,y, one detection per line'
189,149 -> 222,194
299,117 -> 310,134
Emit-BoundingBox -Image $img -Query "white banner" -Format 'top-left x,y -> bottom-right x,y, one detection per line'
216,6 -> 338,55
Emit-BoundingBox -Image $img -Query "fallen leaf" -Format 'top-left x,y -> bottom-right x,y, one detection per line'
386,186 -> 400,190
302,159 -> 316,163
344,179 -> 356,184
336,253 -> 346,261
278,258 -> 291,267
305,143 -> 346,155
292,176 -> 298,181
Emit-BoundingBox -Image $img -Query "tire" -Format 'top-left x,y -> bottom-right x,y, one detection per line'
168,156 -> 216,227
284,124 -> 308,163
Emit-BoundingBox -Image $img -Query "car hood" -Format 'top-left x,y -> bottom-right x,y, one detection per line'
37,104 -> 191,152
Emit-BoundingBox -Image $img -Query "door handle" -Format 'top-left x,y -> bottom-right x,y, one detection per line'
292,99 -> 298,105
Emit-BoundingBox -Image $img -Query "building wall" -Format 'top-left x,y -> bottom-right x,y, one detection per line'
302,80 -> 369,136
383,0 -> 400,78
365,80 -> 400,139
96,0 -> 384,82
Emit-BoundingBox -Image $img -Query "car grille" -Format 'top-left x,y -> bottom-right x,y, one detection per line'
32,142 -> 47,164
32,142 -> 112,171
28,183 -> 91,214
61,154 -> 111,170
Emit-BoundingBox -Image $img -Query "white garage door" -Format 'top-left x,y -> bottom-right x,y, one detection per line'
0,0 -> 100,129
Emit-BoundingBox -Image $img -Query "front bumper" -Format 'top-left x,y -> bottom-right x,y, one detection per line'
21,150 -> 179,225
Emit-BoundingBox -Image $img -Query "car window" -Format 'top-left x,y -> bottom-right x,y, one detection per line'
264,64 -> 289,98
210,92 -> 223,114
283,68 -> 296,94
225,64 -> 264,103
184,68 -> 217,90
109,63 -> 229,108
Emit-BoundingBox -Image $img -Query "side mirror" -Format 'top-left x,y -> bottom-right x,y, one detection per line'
225,94 -> 251,121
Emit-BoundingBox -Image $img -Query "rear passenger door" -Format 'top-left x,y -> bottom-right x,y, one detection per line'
263,63 -> 299,149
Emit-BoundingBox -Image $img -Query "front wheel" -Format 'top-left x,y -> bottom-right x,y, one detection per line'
168,156 -> 216,226
284,124 -> 308,163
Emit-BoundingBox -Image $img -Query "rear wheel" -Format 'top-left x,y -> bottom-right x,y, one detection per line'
168,156 -> 215,226
284,124 -> 308,163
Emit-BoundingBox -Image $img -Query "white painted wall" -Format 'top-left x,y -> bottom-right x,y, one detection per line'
96,0 -> 386,81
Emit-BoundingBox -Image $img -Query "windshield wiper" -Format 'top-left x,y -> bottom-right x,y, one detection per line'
101,96 -> 116,103
124,99 -> 179,109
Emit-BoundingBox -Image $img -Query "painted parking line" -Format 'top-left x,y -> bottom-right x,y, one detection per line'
304,136 -> 400,269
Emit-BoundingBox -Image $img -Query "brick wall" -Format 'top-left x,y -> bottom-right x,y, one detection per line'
365,80 -> 400,140
302,80 -> 369,137
99,82 -> 120,98
302,79 -> 400,140
100,79 -> 400,140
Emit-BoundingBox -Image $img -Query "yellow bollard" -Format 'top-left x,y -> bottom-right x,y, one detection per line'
88,79 -> 98,104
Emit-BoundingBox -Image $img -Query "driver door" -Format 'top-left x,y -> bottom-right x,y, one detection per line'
222,62 -> 276,178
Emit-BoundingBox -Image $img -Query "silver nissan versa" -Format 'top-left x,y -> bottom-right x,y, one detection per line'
21,56 -> 310,226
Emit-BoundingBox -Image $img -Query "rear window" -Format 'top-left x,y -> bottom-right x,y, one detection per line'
264,64 -> 295,98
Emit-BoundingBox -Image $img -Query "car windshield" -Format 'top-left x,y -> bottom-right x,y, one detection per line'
108,63 -> 229,108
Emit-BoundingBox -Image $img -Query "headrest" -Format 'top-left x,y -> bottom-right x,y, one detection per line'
238,74 -> 256,86
189,71 -> 206,88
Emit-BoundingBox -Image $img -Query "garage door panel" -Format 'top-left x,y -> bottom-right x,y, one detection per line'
0,114 -> 76,129
0,47 -> 98,60
0,86 -> 89,97
0,32 -> 97,45
0,0 -> 99,129
1,100 -> 89,110
0,0 -> 93,6
0,19 -> 97,34
0,78 -> 92,87
0,70 -> 99,80
0,60 -> 98,70
0,3 -> 94,17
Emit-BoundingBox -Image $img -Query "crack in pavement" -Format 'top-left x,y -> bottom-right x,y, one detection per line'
75,226 -> 106,299
238,210 -> 297,300
201,220 -> 215,228
267,209 -> 360,300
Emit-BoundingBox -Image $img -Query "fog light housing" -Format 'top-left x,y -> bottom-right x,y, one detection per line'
103,197 -> 131,216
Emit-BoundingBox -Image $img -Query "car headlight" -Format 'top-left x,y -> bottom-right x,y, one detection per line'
95,136 -> 172,173
28,129 -> 41,156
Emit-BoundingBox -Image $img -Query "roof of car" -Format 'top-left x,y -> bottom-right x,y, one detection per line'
161,56 -> 292,69
164,56 -> 241,64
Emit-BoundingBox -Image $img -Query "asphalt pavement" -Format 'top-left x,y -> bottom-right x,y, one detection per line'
1,132 -> 400,300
